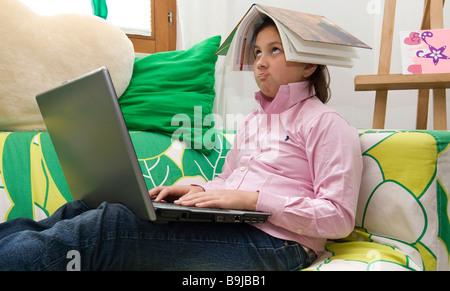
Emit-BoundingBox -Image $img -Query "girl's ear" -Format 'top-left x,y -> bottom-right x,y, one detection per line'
303,64 -> 318,79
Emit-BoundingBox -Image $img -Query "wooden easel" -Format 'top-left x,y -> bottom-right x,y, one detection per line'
355,0 -> 449,130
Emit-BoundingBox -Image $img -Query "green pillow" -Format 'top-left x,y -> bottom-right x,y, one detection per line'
119,35 -> 221,154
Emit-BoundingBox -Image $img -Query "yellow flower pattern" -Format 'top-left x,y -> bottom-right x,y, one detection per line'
307,130 -> 450,271
0,130 -> 449,271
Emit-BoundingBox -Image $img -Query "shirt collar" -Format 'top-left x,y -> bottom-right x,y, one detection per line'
255,81 -> 315,114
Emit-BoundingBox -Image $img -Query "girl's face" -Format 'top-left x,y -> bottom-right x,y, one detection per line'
253,25 -> 317,99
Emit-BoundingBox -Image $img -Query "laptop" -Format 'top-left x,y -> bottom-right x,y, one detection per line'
35,67 -> 270,224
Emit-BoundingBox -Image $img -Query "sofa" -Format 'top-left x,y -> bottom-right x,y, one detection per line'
1,128 -> 449,271
1,24 -> 449,270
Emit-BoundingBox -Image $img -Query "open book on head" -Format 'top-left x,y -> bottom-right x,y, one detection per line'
216,4 -> 371,71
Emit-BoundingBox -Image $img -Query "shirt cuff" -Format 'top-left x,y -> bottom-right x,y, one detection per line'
255,189 -> 287,221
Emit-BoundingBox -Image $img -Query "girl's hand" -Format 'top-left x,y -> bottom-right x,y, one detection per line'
174,190 -> 259,211
148,185 -> 205,203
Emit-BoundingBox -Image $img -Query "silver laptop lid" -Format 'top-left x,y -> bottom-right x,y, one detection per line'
36,67 -> 156,221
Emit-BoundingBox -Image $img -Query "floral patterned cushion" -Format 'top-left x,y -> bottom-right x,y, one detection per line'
1,129 -> 449,270
306,130 -> 450,271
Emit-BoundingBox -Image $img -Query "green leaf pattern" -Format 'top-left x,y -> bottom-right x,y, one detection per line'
1,129 -> 449,270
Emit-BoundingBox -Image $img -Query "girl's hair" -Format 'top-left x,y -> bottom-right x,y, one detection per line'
252,16 -> 331,103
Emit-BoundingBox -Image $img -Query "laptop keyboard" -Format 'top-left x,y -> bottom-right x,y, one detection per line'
152,201 -> 230,212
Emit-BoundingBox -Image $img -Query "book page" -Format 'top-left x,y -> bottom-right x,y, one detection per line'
257,5 -> 370,49
232,8 -> 262,71
236,5 -> 302,71
217,4 -> 369,71
255,6 -> 354,68
282,24 -> 359,59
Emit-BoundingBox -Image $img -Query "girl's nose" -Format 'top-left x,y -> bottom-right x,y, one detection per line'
256,55 -> 268,70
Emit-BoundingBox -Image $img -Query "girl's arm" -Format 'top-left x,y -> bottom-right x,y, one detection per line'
256,113 -> 363,239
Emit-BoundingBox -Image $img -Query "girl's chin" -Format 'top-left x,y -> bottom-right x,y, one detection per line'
260,88 -> 277,99
256,80 -> 279,99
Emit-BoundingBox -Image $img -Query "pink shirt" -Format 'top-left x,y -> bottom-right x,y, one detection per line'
202,82 -> 363,253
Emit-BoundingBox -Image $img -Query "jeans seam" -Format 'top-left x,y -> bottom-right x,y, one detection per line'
289,244 -> 303,271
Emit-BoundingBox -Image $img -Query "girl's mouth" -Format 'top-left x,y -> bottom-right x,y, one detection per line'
258,73 -> 269,80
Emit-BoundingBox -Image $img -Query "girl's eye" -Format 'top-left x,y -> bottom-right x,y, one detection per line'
272,47 -> 281,54
254,49 -> 262,57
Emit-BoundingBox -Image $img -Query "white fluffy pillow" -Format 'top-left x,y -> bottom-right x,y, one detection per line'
0,0 -> 135,131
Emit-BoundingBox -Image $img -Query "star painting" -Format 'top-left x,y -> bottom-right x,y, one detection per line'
417,31 -> 450,66
400,29 -> 450,74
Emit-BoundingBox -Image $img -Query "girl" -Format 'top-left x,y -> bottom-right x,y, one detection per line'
0,17 -> 362,271
150,16 -> 363,268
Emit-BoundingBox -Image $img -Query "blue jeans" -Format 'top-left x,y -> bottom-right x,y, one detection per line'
0,201 -> 315,271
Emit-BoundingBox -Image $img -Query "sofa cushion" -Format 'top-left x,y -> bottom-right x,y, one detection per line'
307,240 -> 419,271
119,36 -> 221,154
0,130 -> 233,222
0,0 -> 134,131
306,130 -> 450,271
2,129 -> 449,270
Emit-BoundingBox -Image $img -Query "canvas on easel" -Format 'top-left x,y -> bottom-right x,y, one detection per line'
354,0 -> 449,130
400,28 -> 450,75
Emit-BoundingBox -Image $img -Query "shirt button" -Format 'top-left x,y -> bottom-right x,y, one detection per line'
240,166 -> 247,172
296,228 -> 303,234
253,151 -> 259,157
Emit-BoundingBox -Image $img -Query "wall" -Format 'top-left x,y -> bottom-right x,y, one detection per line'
177,0 -> 450,130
